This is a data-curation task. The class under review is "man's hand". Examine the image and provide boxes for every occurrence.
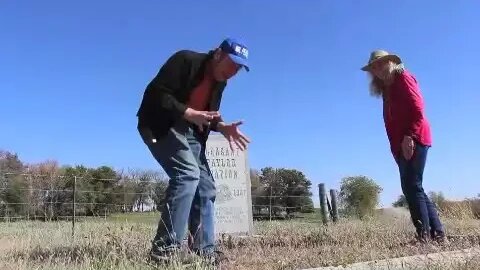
[401,135,415,160]
[217,121,251,151]
[183,108,221,132]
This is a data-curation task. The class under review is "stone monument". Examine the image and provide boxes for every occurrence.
[205,134,254,236]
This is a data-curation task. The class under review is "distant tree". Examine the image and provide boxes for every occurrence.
[339,175,382,218]
[250,169,261,191]
[0,150,27,218]
[26,160,67,220]
[256,167,314,216]
[250,169,267,215]
[0,150,24,172]
[133,169,164,212]
[151,181,168,211]
[392,194,408,209]
[59,165,121,216]
[428,191,446,208]
[1,175,28,218]
[62,165,93,216]
[89,166,120,215]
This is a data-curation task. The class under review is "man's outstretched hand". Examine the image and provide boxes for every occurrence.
[218,121,251,151]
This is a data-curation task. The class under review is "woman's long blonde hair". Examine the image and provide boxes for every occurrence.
[369,61,405,98]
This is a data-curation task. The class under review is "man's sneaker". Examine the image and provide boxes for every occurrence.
[200,250,229,266]
[434,232,447,244]
[149,248,169,263]
[415,230,428,244]
[149,246,198,265]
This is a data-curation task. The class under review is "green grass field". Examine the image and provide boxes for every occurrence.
[2,211,480,270]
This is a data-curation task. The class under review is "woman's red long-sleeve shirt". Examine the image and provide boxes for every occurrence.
[383,70,432,159]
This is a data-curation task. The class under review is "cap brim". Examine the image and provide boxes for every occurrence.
[361,55,402,71]
[228,53,249,72]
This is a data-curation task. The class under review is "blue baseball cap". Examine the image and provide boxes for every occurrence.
[219,38,250,72]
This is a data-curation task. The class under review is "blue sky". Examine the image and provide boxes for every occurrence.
[1,1,479,207]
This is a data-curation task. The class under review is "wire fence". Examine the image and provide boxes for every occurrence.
[0,172,322,230]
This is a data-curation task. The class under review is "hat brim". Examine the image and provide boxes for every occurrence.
[228,53,249,72]
[361,55,402,71]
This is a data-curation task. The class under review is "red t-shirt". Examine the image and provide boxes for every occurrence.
[383,70,432,158]
[187,73,214,111]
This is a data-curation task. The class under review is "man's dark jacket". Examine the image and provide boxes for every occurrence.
[136,50,227,142]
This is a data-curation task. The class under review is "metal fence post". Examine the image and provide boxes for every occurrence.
[123,183,126,213]
[27,173,31,221]
[330,189,339,222]
[72,176,77,240]
[318,183,328,225]
[5,204,9,223]
[269,186,272,221]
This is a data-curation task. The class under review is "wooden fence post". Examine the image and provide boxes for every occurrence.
[318,183,328,225]
[330,189,339,222]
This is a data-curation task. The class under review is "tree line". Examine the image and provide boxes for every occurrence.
[10,148,451,222]
[0,150,316,221]
[0,150,169,220]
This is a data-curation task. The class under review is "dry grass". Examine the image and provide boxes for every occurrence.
[439,200,477,220]
[1,212,480,270]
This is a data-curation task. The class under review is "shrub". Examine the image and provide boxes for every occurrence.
[339,175,383,219]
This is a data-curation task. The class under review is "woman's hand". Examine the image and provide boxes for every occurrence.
[402,135,415,160]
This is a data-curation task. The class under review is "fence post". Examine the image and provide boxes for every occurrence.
[330,189,339,223]
[318,183,328,225]
[269,186,272,221]
[327,195,332,217]
[27,173,31,221]
[72,176,77,240]
[123,183,126,213]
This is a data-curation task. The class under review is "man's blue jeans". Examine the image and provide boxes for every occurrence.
[396,142,444,239]
[139,120,216,255]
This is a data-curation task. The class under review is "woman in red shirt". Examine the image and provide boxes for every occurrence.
[361,50,445,243]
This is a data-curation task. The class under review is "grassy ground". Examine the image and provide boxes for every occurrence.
[1,212,480,270]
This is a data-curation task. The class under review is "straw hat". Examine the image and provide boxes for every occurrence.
[361,50,402,71]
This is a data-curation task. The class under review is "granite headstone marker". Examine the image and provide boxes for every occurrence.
[205,134,254,235]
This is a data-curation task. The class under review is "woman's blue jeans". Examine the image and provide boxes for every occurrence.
[396,142,444,238]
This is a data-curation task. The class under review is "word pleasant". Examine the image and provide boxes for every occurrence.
[205,146,240,158]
